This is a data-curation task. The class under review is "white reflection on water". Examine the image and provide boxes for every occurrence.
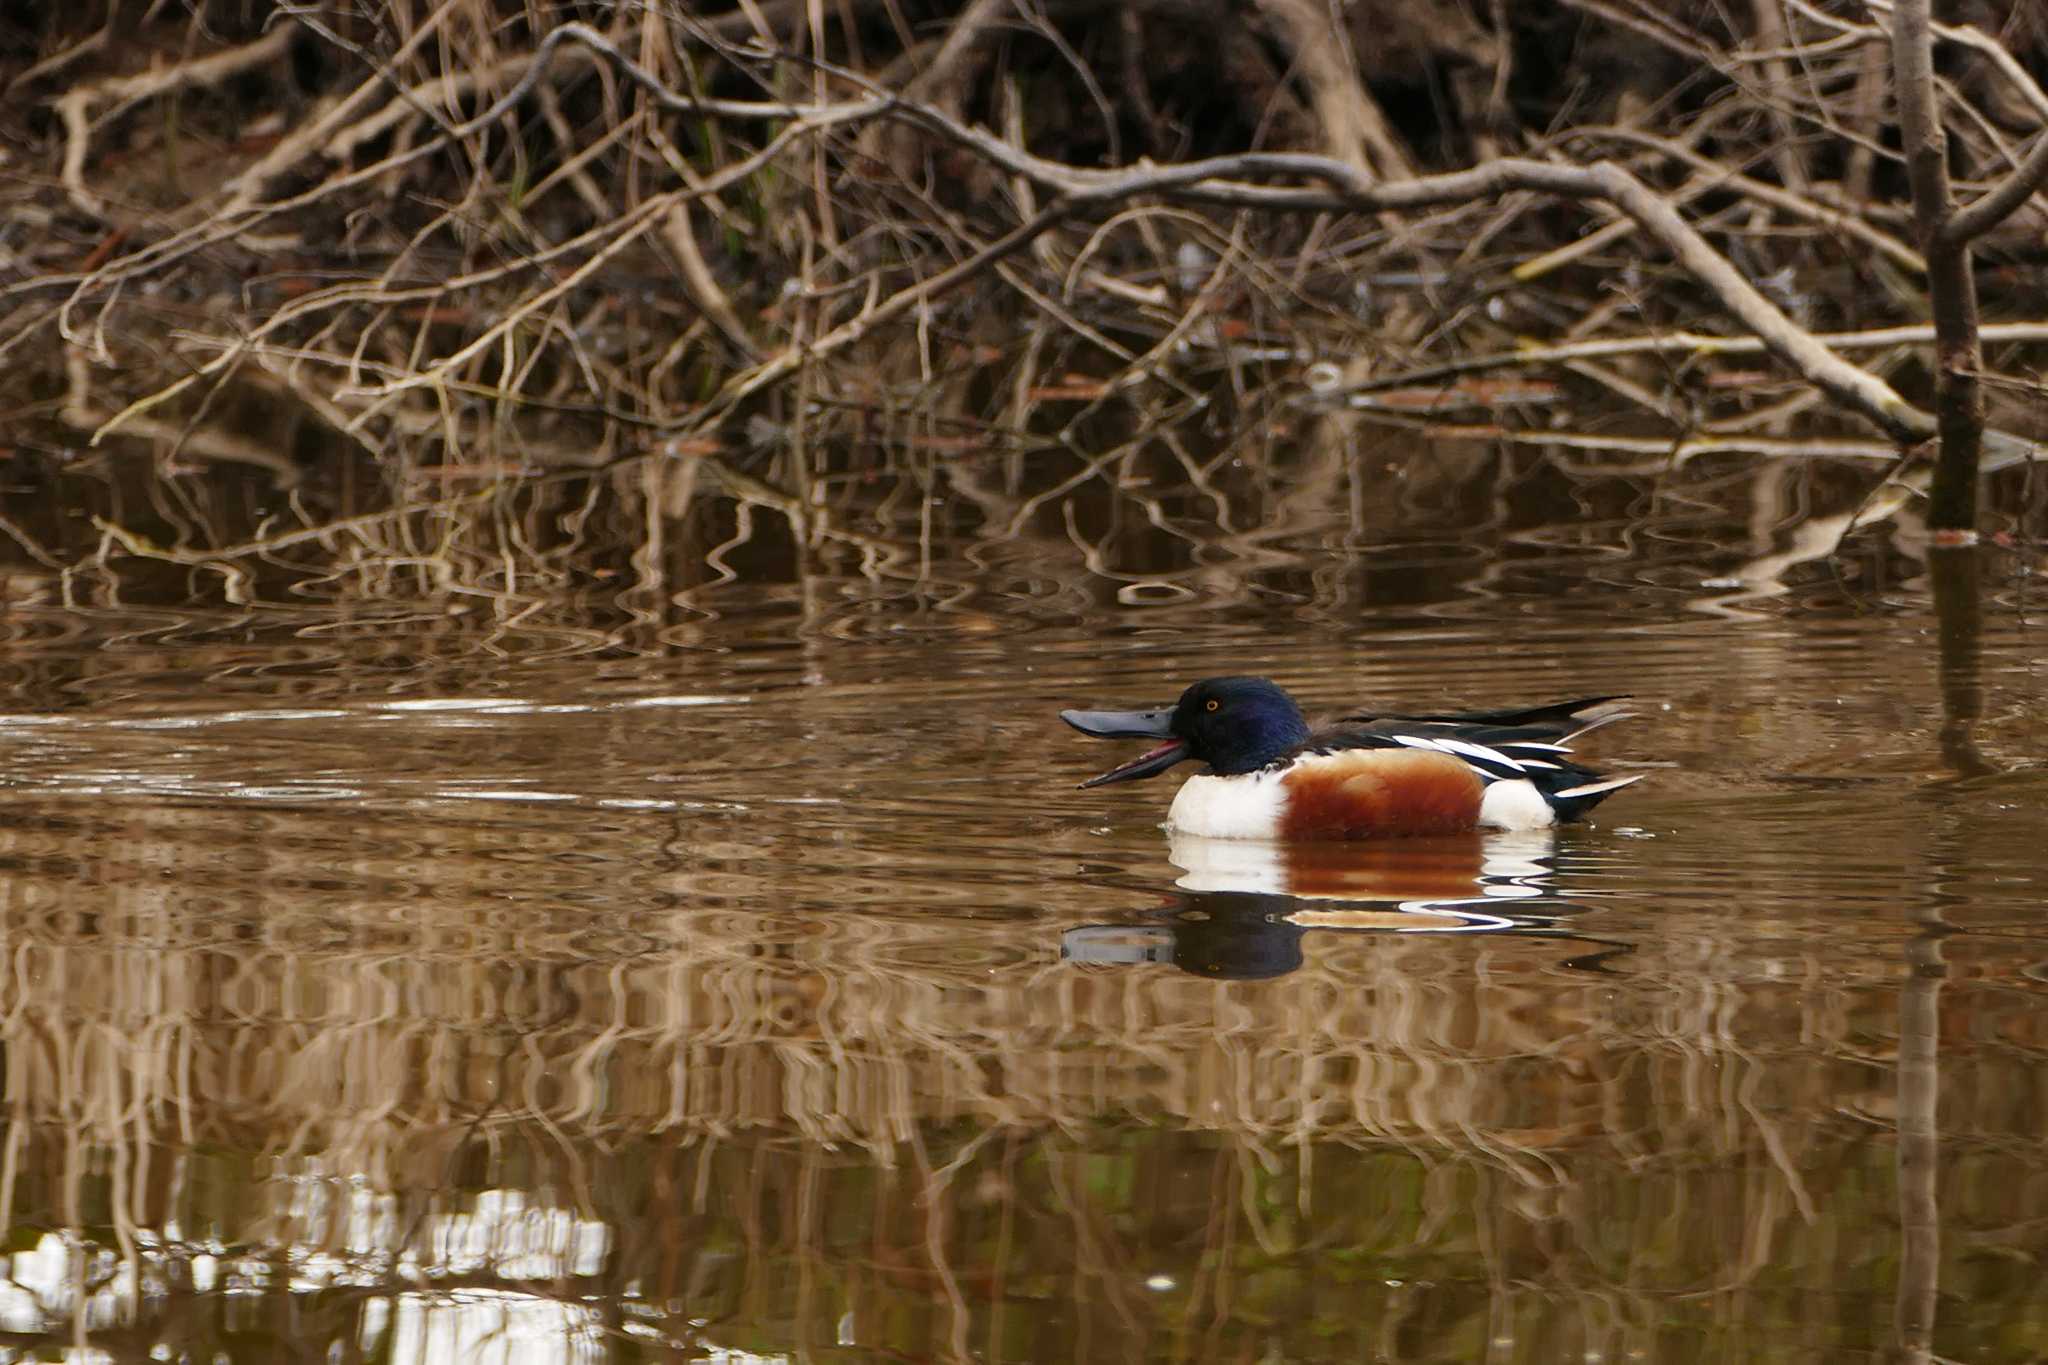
[276,1179,610,1287]
[423,1189,610,1279]
[1167,826,1565,904]
[0,1234,158,1338]
[0,1185,612,1352]
[378,1288,606,1365]
[0,1233,82,1333]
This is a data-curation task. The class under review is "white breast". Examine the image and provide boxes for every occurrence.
[1166,771,1287,840]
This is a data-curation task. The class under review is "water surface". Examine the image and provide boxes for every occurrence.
[2,449,2047,1363]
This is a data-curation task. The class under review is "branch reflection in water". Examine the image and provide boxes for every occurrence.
[2,425,2048,1360]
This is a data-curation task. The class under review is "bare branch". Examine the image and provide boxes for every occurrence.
[1891,0,1986,532]
[56,24,298,218]
[1945,131,2048,244]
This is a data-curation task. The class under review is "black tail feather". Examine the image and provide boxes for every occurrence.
[1336,694,1630,735]
[1537,772,1645,823]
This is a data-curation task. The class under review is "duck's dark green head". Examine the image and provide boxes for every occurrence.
[1061,676,1311,787]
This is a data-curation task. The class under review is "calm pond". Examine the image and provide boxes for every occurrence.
[2,440,2047,1363]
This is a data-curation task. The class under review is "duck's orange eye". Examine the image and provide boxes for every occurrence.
[1205,699,1220,712]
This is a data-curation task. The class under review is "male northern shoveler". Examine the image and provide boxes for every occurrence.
[1060,676,1640,840]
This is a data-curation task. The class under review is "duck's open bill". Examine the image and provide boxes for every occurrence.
[1059,707,1192,788]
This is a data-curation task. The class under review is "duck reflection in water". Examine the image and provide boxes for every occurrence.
[1063,829,1628,980]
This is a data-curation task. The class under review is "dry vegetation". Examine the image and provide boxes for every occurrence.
[2,0,2048,618]
[7,9,2048,1358]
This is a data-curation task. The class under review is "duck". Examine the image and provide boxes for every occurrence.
[1060,676,1640,840]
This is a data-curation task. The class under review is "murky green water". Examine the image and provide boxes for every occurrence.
[3,442,2048,1363]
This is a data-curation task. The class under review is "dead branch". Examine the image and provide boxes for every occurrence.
[1316,321,2048,397]
[1892,0,1985,534]
[56,24,299,218]
[1944,130,2048,245]
[1551,126,1926,275]
[200,19,2031,470]
[1255,0,1412,178]
[220,0,470,211]
[26,0,2048,611]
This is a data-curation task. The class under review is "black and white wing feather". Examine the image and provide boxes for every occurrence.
[1299,696,1641,822]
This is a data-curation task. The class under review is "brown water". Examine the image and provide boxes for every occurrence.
[4,446,2048,1363]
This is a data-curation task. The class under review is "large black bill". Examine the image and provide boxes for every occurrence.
[1060,706,1190,789]
[1058,707,1174,740]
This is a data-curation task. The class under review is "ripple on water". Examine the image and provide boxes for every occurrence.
[2,572,2047,1362]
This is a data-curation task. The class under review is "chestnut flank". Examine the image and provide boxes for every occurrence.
[1279,750,1485,840]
